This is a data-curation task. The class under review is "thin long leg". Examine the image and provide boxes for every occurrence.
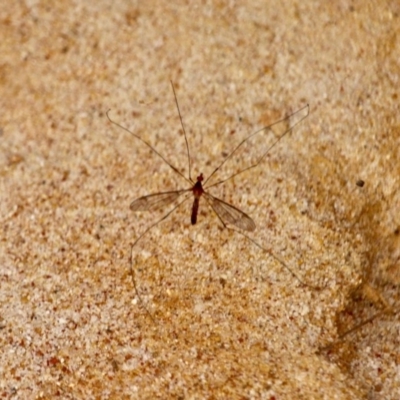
[130,195,190,323]
[204,104,310,189]
[106,109,192,186]
[234,226,326,290]
[318,306,397,353]
[338,310,387,339]
[235,230,326,290]
[202,193,323,289]
[170,81,193,182]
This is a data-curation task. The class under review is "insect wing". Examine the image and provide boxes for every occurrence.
[204,192,256,232]
[130,190,188,212]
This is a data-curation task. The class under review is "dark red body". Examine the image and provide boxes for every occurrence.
[191,174,204,225]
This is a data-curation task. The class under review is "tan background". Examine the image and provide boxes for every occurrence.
[1,1,399,399]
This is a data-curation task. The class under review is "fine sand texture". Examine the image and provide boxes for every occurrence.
[1,1,399,399]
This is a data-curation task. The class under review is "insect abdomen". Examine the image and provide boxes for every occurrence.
[191,198,199,225]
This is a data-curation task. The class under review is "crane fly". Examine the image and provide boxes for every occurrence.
[107,82,310,321]
[130,172,256,232]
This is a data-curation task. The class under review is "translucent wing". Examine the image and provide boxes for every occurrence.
[130,190,189,212]
[204,193,256,232]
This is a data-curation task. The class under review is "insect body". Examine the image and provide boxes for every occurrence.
[128,170,256,232]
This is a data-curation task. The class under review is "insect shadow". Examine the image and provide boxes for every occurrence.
[107,82,312,322]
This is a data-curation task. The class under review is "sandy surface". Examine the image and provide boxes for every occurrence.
[1,1,399,399]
